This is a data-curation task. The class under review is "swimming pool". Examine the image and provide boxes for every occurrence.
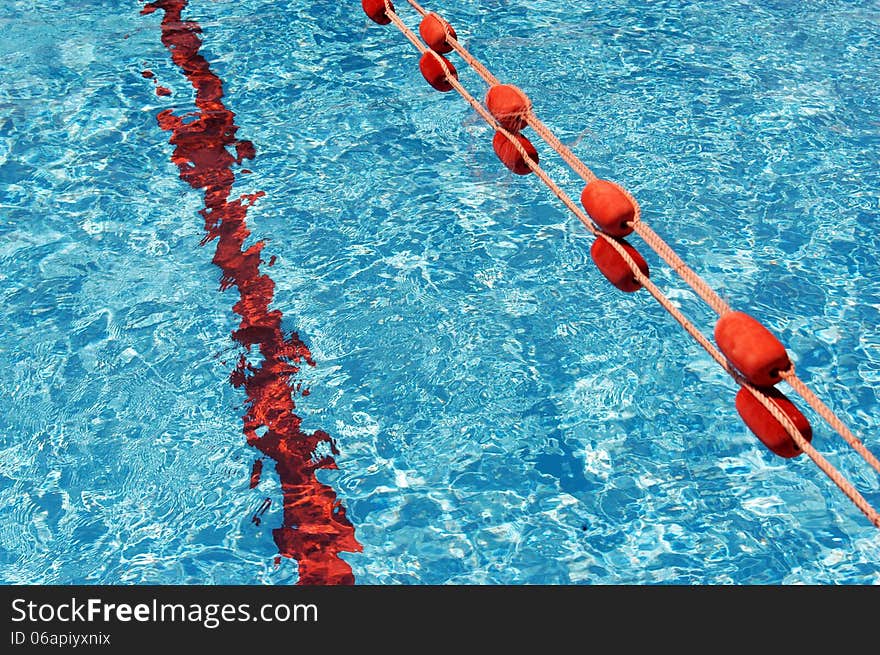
[1,0,878,584]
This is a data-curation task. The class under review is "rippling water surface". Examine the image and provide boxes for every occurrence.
[1,0,878,584]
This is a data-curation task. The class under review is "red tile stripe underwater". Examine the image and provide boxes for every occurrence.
[140,0,362,585]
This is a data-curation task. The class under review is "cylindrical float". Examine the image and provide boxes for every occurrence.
[486,85,531,132]
[736,386,812,458]
[362,0,393,25]
[419,51,458,92]
[580,180,636,237]
[590,237,649,292]
[492,131,538,175]
[419,12,457,54]
[715,311,790,387]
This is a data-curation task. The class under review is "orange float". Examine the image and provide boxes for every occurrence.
[486,85,531,132]
[492,132,538,175]
[590,237,649,292]
[418,51,458,92]
[419,12,457,54]
[736,386,812,458]
[361,0,393,25]
[715,311,790,387]
[580,180,636,237]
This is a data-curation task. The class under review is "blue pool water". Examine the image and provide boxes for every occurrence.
[1,0,879,584]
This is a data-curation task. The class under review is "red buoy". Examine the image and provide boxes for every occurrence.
[362,0,393,25]
[486,85,531,132]
[580,180,636,237]
[419,51,458,92]
[492,132,538,175]
[590,237,649,292]
[736,386,812,458]
[419,12,457,54]
[715,311,790,387]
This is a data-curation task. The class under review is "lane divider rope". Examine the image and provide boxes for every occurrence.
[366,0,880,528]
[406,0,732,316]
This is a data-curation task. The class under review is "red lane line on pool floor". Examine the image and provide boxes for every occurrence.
[141,0,361,585]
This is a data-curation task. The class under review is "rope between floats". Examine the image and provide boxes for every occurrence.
[405,1,733,317]
[404,0,880,483]
[380,0,880,528]
[781,369,880,476]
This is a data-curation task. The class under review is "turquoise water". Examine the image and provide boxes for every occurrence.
[1,0,878,584]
